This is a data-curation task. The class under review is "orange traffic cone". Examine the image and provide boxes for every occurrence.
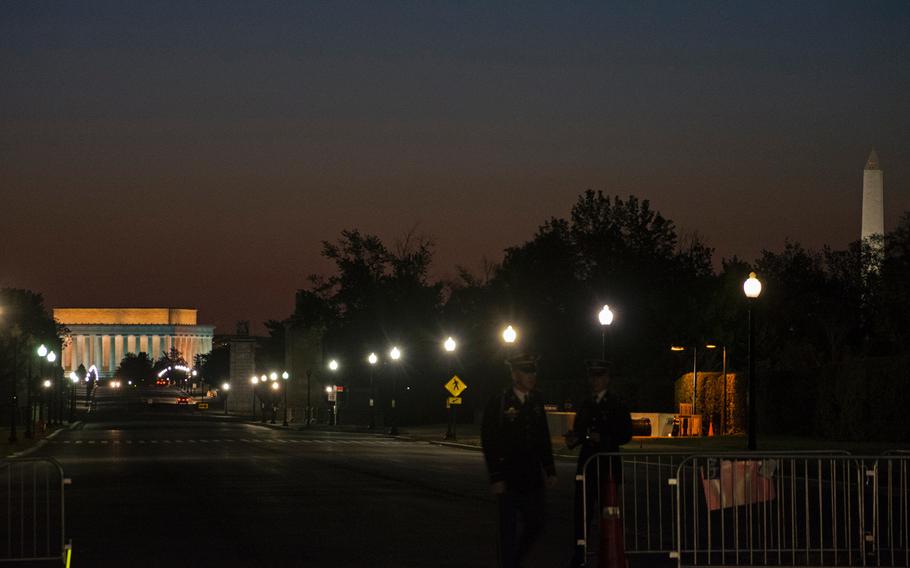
[708,420,714,437]
[599,477,626,568]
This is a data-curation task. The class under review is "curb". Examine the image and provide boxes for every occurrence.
[5,425,70,459]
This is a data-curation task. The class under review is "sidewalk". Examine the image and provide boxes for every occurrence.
[2,423,72,458]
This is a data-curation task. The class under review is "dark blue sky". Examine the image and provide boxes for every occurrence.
[2,1,909,331]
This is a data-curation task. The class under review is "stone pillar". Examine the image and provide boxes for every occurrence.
[72,335,81,372]
[107,335,116,373]
[80,336,91,370]
[94,335,103,374]
[114,335,123,368]
[148,336,157,359]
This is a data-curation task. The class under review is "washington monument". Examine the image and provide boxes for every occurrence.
[861,149,884,243]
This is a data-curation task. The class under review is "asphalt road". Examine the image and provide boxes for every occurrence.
[29,387,578,567]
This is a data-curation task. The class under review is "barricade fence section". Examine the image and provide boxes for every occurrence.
[0,458,67,564]
[579,452,691,562]
[674,454,910,567]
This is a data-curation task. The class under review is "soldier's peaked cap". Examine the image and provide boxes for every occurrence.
[585,359,612,373]
[505,352,540,367]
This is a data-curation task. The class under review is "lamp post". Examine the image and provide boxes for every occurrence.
[221,382,230,416]
[367,353,378,429]
[705,344,727,435]
[26,344,48,438]
[281,371,289,426]
[69,372,79,422]
[670,345,698,415]
[250,376,259,420]
[327,359,339,426]
[46,350,58,425]
[259,375,268,423]
[443,337,457,440]
[388,347,401,435]
[269,381,279,424]
[743,272,763,450]
[598,305,614,360]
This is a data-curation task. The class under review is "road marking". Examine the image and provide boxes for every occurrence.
[162,440,171,443]
[150,440,158,444]
[63,441,71,444]
[126,440,133,444]
[175,440,183,443]
[188,440,196,443]
[100,440,108,444]
[113,440,120,444]
[138,440,146,444]
[75,441,83,444]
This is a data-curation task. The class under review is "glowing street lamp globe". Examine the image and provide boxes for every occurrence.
[37,344,48,357]
[502,325,517,344]
[598,305,614,326]
[743,272,763,299]
[444,337,457,352]
[368,353,378,365]
[47,351,56,363]
[270,381,279,391]
[222,382,231,391]
[325,386,333,394]
[260,374,267,382]
[282,371,289,380]
[328,359,339,371]
[251,376,259,385]
[269,372,278,381]
[42,380,52,388]
[389,347,401,361]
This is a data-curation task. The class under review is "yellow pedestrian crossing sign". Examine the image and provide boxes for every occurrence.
[445,375,467,397]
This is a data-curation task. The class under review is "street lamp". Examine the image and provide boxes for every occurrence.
[705,343,728,435]
[281,371,290,426]
[743,272,763,450]
[45,350,58,425]
[443,337,458,440]
[670,345,698,418]
[598,305,614,360]
[69,372,78,422]
[501,325,517,344]
[388,347,402,435]
[221,382,230,415]
[269,381,279,423]
[368,353,378,429]
[328,360,340,426]
[250,375,259,420]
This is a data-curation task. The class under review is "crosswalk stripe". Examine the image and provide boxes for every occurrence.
[175,440,183,443]
[63,441,71,444]
[113,440,120,444]
[100,440,108,444]
[162,440,171,443]
[75,441,82,444]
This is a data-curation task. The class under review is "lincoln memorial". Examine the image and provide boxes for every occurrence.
[54,308,215,378]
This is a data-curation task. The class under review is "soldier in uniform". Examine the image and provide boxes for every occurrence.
[481,352,558,568]
[564,359,632,568]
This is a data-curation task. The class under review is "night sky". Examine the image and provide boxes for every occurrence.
[2,2,909,333]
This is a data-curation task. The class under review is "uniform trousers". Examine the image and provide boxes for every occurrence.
[497,485,546,568]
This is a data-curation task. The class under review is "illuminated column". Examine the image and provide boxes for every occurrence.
[80,336,90,370]
[164,336,172,355]
[114,335,124,367]
[94,335,103,372]
[107,335,115,373]
[72,335,81,372]
[148,335,157,358]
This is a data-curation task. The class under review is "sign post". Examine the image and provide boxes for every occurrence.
[444,376,467,441]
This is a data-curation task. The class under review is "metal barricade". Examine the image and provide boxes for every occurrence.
[578,452,691,562]
[0,458,68,564]
[673,453,909,567]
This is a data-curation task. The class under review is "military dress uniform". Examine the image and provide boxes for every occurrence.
[482,387,556,568]
[567,382,632,567]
